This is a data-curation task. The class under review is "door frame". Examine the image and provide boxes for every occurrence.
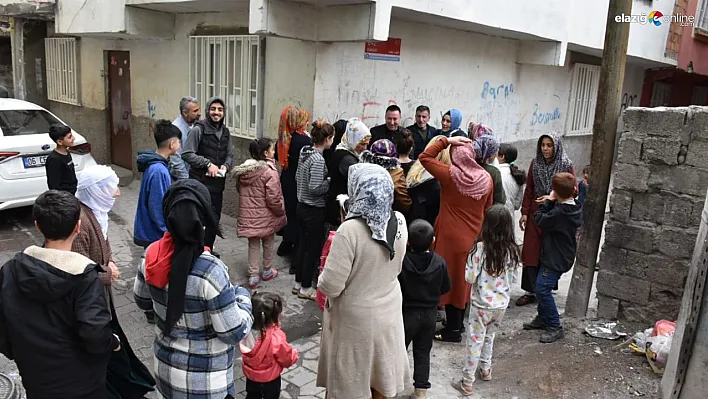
[104,50,133,170]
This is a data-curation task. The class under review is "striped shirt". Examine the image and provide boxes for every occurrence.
[296,146,330,208]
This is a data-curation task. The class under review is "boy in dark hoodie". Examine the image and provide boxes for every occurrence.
[523,172,583,343]
[0,190,120,399]
[399,219,451,399]
[134,120,180,248]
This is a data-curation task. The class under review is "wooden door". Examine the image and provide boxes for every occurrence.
[107,51,133,170]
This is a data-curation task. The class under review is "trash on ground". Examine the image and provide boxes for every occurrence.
[626,319,677,375]
[585,322,628,340]
[594,346,603,355]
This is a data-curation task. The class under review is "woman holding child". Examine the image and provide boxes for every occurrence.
[516,133,575,306]
[317,162,410,399]
[419,135,494,343]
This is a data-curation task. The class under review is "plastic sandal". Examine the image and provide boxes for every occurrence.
[451,379,474,396]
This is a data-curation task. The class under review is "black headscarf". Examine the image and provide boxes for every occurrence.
[324,119,348,165]
[161,179,222,333]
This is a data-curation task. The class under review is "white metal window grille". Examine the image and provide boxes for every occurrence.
[44,38,80,106]
[189,35,261,138]
[697,0,708,33]
[566,63,601,136]
[692,86,708,105]
[650,82,672,107]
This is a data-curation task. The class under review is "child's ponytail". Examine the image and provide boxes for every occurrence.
[499,143,526,186]
[249,138,273,162]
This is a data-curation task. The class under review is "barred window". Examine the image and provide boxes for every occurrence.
[44,37,80,105]
[566,63,600,136]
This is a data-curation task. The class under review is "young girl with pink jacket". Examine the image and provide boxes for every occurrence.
[233,138,287,288]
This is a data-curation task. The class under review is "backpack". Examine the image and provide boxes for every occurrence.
[316,230,337,311]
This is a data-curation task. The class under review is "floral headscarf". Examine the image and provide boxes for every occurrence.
[361,139,401,170]
[473,134,500,164]
[277,105,310,170]
[347,163,394,243]
[532,133,573,197]
[75,165,119,239]
[336,117,371,154]
[449,143,492,200]
[468,122,494,140]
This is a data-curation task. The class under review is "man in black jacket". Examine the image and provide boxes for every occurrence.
[181,96,234,256]
[0,190,120,399]
[522,172,583,343]
[406,105,437,159]
[369,104,404,147]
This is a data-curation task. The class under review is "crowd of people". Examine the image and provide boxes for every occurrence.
[0,96,593,399]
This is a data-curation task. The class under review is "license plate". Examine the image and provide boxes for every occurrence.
[23,155,48,168]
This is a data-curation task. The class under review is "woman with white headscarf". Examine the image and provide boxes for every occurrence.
[317,163,410,399]
[325,117,372,228]
[72,165,156,398]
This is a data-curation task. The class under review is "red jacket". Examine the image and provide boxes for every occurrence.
[240,326,298,383]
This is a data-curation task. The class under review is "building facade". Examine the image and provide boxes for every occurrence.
[3,0,682,215]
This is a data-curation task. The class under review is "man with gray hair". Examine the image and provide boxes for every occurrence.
[169,96,201,179]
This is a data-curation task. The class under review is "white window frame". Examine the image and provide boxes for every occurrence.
[565,63,601,136]
[44,37,80,106]
[650,82,672,107]
[189,35,262,139]
[696,0,708,34]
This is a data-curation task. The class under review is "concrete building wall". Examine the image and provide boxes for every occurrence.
[313,19,646,173]
[596,106,708,323]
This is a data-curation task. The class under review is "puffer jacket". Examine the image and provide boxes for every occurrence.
[233,159,287,238]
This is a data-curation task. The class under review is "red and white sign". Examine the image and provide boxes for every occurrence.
[364,38,401,62]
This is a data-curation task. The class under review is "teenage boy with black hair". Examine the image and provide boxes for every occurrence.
[134,119,181,324]
[399,219,451,399]
[523,172,583,343]
[0,190,120,398]
[45,123,78,194]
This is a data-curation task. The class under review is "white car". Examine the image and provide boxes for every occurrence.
[0,98,97,211]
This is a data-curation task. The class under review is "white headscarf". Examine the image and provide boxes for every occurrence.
[75,165,119,239]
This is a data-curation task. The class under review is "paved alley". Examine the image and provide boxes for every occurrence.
[0,180,661,398]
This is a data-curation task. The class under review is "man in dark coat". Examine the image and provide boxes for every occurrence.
[406,105,437,159]
[369,104,404,147]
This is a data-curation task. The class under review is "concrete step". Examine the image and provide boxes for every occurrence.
[110,164,134,187]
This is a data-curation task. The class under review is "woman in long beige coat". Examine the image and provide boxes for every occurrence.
[317,163,410,399]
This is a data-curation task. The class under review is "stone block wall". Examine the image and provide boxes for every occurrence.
[597,106,708,323]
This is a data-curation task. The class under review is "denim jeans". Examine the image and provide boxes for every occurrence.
[535,267,562,328]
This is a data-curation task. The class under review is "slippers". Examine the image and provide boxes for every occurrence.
[479,368,492,381]
[451,379,474,396]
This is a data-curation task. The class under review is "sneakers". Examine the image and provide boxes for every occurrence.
[145,310,156,325]
[248,276,260,289]
[292,282,302,295]
[540,326,564,343]
[523,316,548,330]
[262,268,279,281]
[412,388,428,399]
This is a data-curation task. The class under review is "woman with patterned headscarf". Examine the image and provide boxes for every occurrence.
[474,134,507,205]
[361,138,412,215]
[325,117,371,227]
[317,163,410,399]
[72,165,156,398]
[275,105,311,261]
[420,135,494,342]
[516,133,575,307]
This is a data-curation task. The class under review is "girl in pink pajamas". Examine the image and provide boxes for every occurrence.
[452,204,521,395]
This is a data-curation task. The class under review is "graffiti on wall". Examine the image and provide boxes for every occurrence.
[475,81,522,140]
[620,93,638,111]
[147,100,157,136]
[530,103,562,126]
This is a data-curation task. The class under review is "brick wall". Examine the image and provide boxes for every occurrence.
[665,0,688,60]
[596,106,708,322]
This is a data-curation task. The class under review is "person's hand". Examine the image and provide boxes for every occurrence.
[448,136,472,146]
[113,334,121,352]
[108,261,120,282]
[519,215,527,231]
[536,191,557,203]
[207,163,220,177]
